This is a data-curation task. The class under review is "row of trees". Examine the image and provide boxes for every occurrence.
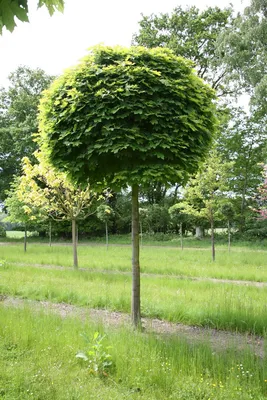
[2,1,267,327]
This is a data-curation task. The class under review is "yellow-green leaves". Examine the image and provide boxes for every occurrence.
[16,151,97,223]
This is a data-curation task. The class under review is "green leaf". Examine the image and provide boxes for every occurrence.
[9,2,29,23]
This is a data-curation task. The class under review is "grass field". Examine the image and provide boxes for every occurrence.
[1,242,267,281]
[0,305,266,400]
[0,240,267,398]
[0,263,267,334]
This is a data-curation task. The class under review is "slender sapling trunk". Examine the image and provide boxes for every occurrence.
[228,219,231,253]
[72,219,78,269]
[180,222,183,250]
[49,220,52,247]
[131,183,141,328]
[211,218,215,262]
[24,225,27,253]
[105,221,108,250]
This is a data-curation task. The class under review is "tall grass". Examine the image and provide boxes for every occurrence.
[0,305,266,400]
[1,264,267,334]
[1,243,267,281]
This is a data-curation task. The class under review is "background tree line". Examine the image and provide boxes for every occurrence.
[1,1,267,243]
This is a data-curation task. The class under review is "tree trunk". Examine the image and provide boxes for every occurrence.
[49,220,52,247]
[211,218,215,262]
[105,221,108,250]
[131,184,141,328]
[24,225,27,253]
[228,219,231,253]
[180,222,183,250]
[72,219,78,269]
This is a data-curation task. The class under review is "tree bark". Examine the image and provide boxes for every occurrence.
[72,219,78,269]
[131,184,141,328]
[24,225,27,253]
[211,218,215,262]
[105,221,108,250]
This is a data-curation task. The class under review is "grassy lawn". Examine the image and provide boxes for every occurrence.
[0,263,267,334]
[1,240,267,398]
[0,305,266,400]
[1,242,267,282]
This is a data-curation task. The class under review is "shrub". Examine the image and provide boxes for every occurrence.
[0,224,6,237]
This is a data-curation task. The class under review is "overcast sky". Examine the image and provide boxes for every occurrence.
[0,0,249,86]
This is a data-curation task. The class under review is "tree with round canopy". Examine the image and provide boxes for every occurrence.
[38,45,217,327]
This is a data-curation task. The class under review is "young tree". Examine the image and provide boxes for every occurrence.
[177,149,232,261]
[18,151,98,268]
[96,204,115,249]
[38,45,217,327]
[0,0,64,33]
[168,204,191,250]
[220,202,235,252]
[5,178,46,252]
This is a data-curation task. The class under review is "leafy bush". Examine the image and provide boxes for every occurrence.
[234,219,267,240]
[0,224,6,237]
[76,332,113,376]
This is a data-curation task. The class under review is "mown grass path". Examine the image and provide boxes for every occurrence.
[8,261,267,287]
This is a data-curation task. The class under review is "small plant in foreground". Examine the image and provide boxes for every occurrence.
[0,259,7,268]
[76,332,113,376]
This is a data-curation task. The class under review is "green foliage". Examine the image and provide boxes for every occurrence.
[177,149,233,223]
[96,204,115,223]
[145,204,170,233]
[5,178,46,227]
[112,191,132,234]
[236,218,267,240]
[0,224,6,237]
[220,202,235,221]
[76,332,113,376]
[38,45,217,188]
[217,107,266,229]
[0,0,64,33]
[133,6,235,95]
[169,203,192,225]
[18,151,98,223]
[140,182,168,204]
[0,66,54,201]
[217,1,267,113]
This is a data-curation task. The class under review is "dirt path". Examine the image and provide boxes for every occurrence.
[9,261,267,288]
[1,296,264,358]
